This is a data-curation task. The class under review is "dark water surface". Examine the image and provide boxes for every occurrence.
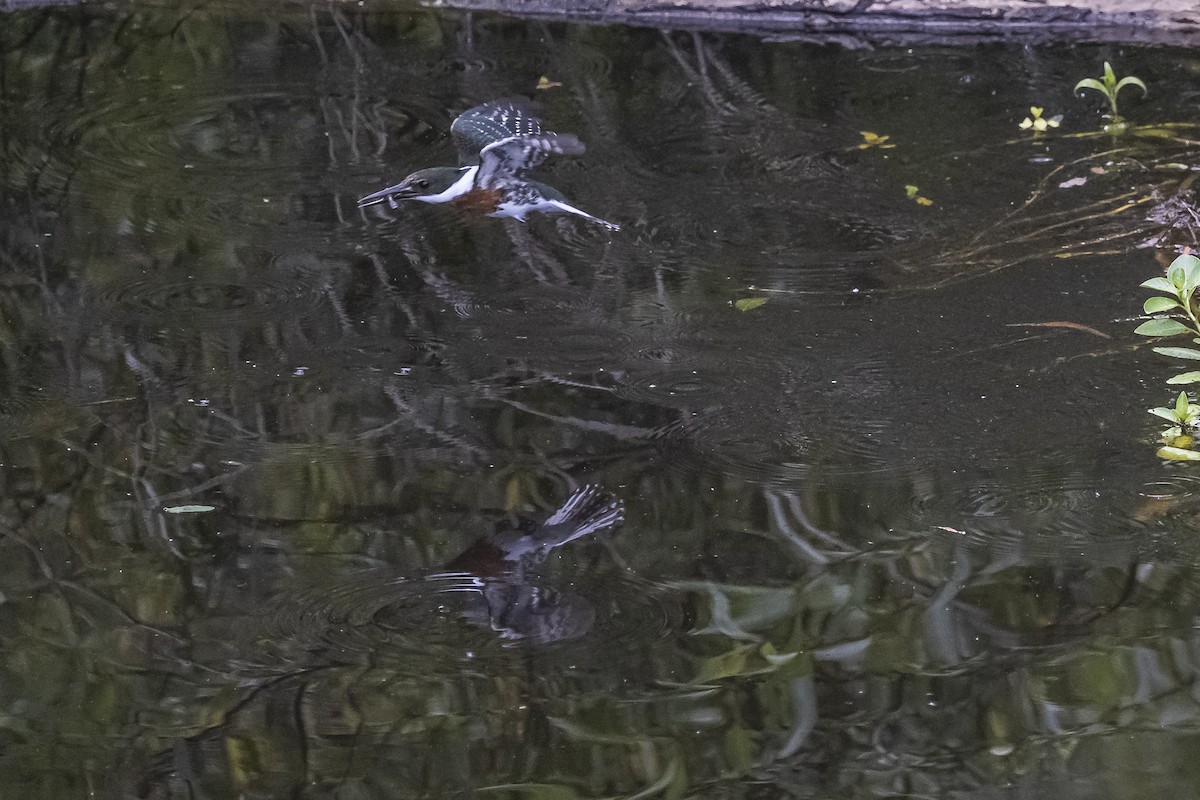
[5,3,1200,797]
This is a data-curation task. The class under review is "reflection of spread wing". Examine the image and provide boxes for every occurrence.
[475,134,585,188]
[451,100,544,166]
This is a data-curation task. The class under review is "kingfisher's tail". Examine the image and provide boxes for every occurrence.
[537,485,625,549]
[547,200,620,231]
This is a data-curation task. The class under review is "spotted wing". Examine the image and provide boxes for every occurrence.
[475,134,585,188]
[451,100,544,166]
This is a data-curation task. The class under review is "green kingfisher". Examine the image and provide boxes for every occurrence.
[357,100,619,230]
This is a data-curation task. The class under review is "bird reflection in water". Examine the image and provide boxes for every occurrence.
[435,485,624,644]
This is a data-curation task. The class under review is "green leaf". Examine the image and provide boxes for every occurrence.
[1170,254,1200,271]
[1158,446,1200,461]
[724,726,755,775]
[1140,276,1176,292]
[1154,347,1200,360]
[735,297,768,312]
[163,504,217,514]
[1103,61,1116,85]
[696,646,753,681]
[1166,372,1200,384]
[1074,78,1108,96]
[1114,76,1147,97]
[1135,319,1192,337]
[1169,261,1189,290]
[760,643,799,667]
[1150,406,1182,423]
[1172,254,1200,293]
[1176,391,1190,417]
[1144,296,1182,314]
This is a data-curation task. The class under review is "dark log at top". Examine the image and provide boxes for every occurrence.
[422,0,1200,46]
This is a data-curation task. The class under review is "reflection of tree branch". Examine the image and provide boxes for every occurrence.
[368,254,419,326]
[1,518,185,642]
[492,395,655,440]
[385,383,487,455]
[661,31,736,115]
[784,492,855,551]
[766,491,836,564]
[504,219,570,283]
[534,371,615,393]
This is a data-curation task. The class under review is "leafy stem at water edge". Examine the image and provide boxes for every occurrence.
[1136,253,1200,386]
[1136,254,1200,459]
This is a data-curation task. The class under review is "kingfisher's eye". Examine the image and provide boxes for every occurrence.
[415,180,429,189]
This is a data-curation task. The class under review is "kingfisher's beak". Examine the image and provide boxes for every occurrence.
[357,180,416,208]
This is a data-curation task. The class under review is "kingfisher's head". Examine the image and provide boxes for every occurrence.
[357,167,466,208]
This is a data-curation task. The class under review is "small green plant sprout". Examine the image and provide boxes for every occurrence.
[1149,390,1200,430]
[1074,62,1146,127]
[1018,106,1062,132]
[1150,391,1200,461]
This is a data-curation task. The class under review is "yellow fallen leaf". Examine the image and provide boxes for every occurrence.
[735,297,768,312]
[1158,445,1200,461]
[536,75,562,90]
[858,131,894,149]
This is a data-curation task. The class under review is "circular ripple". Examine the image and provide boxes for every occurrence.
[904,466,1160,562]
[654,402,898,486]
[631,344,702,366]
[611,367,713,407]
[1139,478,1200,501]
[247,566,679,675]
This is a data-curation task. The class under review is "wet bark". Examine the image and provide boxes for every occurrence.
[1,0,1197,43]
[428,0,1200,45]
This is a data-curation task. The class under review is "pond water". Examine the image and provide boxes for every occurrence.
[4,3,1200,797]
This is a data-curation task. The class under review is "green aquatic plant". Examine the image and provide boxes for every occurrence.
[1149,391,1200,461]
[1136,254,1200,459]
[1136,253,1200,380]
[1148,390,1200,435]
[1074,62,1146,127]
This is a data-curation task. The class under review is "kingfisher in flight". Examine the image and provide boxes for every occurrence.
[358,100,619,230]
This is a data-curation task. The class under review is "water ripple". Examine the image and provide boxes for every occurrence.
[243,566,679,676]
[95,272,324,328]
